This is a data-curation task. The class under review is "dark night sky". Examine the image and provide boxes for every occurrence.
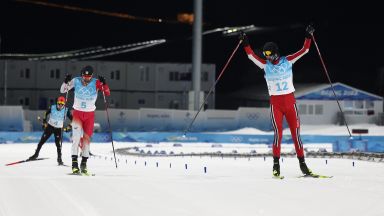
[1,0,383,109]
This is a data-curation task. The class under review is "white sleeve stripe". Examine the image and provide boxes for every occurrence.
[247,54,265,69]
[288,49,309,64]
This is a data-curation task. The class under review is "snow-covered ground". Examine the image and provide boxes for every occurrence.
[1,142,384,216]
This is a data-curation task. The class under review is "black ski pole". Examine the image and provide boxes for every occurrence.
[183,39,243,137]
[60,82,70,149]
[101,85,118,168]
[310,33,352,138]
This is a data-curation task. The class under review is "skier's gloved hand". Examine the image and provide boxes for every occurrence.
[63,124,72,132]
[98,75,106,85]
[239,31,249,46]
[306,25,315,38]
[64,74,72,84]
[42,121,48,130]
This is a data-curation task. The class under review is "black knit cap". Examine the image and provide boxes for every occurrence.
[81,65,94,76]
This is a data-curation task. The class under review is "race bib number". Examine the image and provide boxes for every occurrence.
[275,81,288,92]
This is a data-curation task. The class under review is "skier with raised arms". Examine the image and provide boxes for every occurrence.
[239,25,316,178]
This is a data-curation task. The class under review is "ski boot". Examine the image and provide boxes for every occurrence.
[57,149,63,165]
[272,157,282,178]
[273,163,280,177]
[298,157,313,176]
[72,166,80,174]
[57,157,64,166]
[72,167,80,174]
[80,156,89,175]
[72,155,80,174]
[28,153,38,161]
[80,163,88,175]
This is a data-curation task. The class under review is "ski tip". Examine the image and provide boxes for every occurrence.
[5,157,49,166]
[5,162,23,166]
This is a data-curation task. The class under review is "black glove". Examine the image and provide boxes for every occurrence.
[42,121,48,130]
[64,74,72,84]
[239,31,250,46]
[306,25,315,38]
[63,124,72,132]
[98,75,106,85]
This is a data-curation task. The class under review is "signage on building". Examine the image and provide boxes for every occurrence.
[296,83,382,101]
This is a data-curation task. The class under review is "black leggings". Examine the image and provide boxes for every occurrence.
[34,124,62,158]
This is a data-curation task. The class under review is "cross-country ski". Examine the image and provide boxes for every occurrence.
[5,158,49,166]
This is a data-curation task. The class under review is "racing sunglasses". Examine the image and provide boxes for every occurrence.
[263,50,272,57]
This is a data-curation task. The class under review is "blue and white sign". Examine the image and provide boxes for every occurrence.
[1,132,384,153]
[296,83,382,101]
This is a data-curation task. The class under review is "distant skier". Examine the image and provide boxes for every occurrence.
[60,65,110,175]
[28,96,72,165]
[239,25,315,178]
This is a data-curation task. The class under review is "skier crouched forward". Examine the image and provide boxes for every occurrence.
[29,96,72,165]
[61,65,110,175]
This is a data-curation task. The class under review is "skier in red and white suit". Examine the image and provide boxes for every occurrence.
[60,65,110,174]
[240,25,315,177]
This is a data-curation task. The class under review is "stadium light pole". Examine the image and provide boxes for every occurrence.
[192,0,203,111]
